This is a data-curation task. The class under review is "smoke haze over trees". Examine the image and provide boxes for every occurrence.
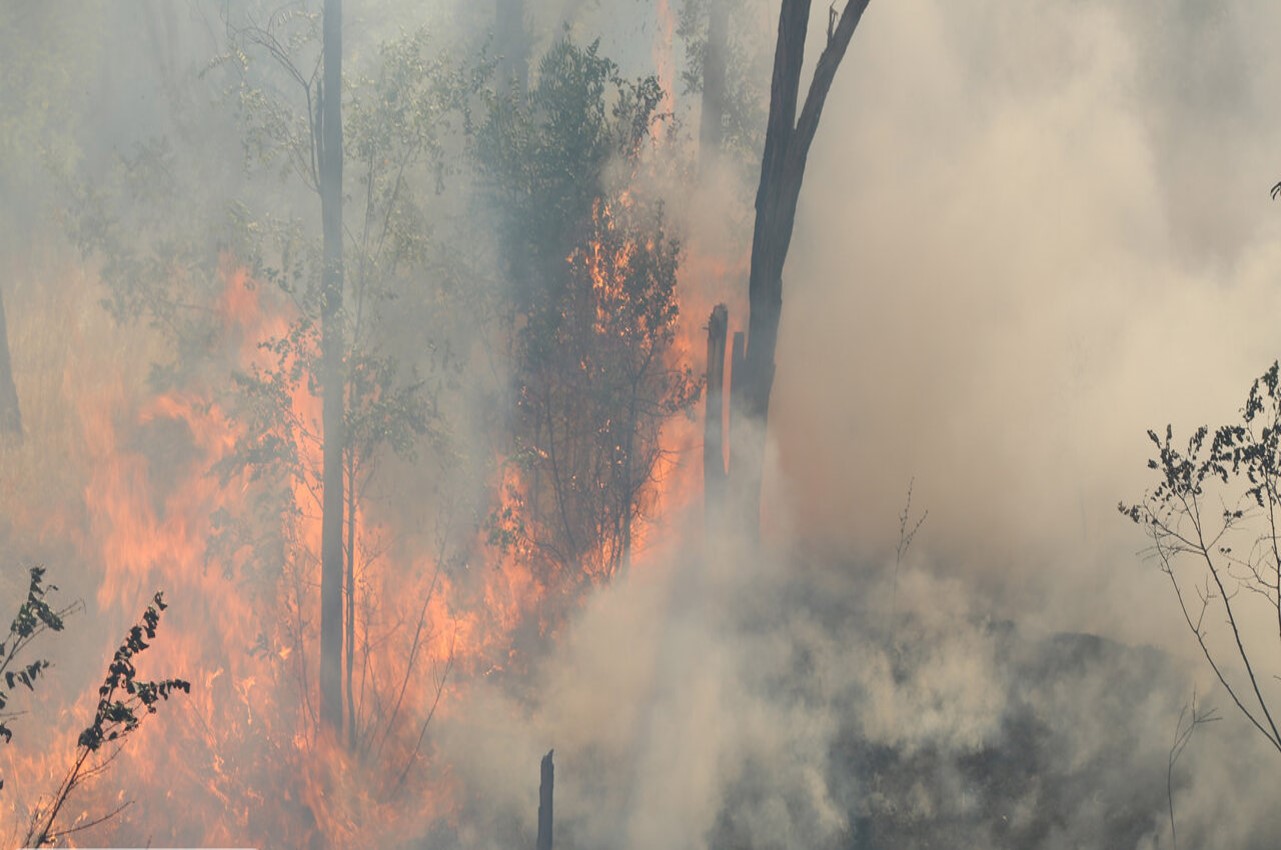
[2,1,1281,848]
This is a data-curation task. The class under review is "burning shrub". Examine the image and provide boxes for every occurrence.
[479,37,700,598]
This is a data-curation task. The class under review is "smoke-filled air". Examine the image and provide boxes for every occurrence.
[4,1,1281,848]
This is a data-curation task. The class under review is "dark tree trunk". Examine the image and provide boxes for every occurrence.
[699,1,730,529]
[704,305,728,525]
[318,0,346,735]
[699,0,728,164]
[537,749,554,850]
[733,0,871,538]
[345,446,357,750]
[0,222,23,438]
[727,328,745,476]
[0,281,21,438]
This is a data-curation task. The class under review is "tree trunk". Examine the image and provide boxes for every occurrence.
[704,305,728,526]
[726,329,744,478]
[345,445,357,750]
[537,749,554,850]
[495,0,529,97]
[318,0,346,735]
[733,0,871,538]
[0,222,23,438]
[698,0,728,165]
[0,279,22,438]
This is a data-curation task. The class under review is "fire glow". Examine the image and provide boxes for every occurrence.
[0,203,701,846]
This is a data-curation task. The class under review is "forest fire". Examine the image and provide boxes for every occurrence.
[0,0,725,841]
[0,267,455,843]
[0,184,703,846]
[13,1,1281,848]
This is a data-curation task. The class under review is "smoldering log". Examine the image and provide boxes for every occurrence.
[537,749,554,850]
[704,304,729,521]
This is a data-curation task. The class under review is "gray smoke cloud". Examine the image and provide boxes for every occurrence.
[430,1,1281,847]
[774,0,1281,642]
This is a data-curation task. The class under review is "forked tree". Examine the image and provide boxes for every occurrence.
[731,0,872,537]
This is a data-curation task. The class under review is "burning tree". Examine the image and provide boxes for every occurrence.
[479,37,699,591]
[62,2,494,825]
[216,9,489,750]
[531,192,697,578]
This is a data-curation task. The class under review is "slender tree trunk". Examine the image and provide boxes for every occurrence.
[0,223,23,438]
[699,1,730,528]
[733,0,871,538]
[345,447,357,750]
[495,0,529,97]
[0,282,22,438]
[699,0,728,165]
[318,0,346,735]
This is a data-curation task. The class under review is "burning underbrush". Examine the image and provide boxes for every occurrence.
[0,259,458,846]
[0,40,1261,847]
[0,185,708,846]
[0,242,1278,849]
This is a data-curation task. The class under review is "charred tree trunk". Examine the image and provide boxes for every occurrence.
[704,305,728,525]
[733,0,871,538]
[537,749,554,850]
[318,0,347,735]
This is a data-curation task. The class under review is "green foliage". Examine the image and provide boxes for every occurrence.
[346,352,434,463]
[215,7,323,186]
[478,37,666,316]
[477,38,699,581]
[0,1,105,196]
[346,28,491,265]
[676,0,768,162]
[69,139,220,324]
[62,134,250,393]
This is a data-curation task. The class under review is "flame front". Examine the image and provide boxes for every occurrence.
[0,179,706,845]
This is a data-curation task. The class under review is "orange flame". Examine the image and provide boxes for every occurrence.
[0,182,713,847]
